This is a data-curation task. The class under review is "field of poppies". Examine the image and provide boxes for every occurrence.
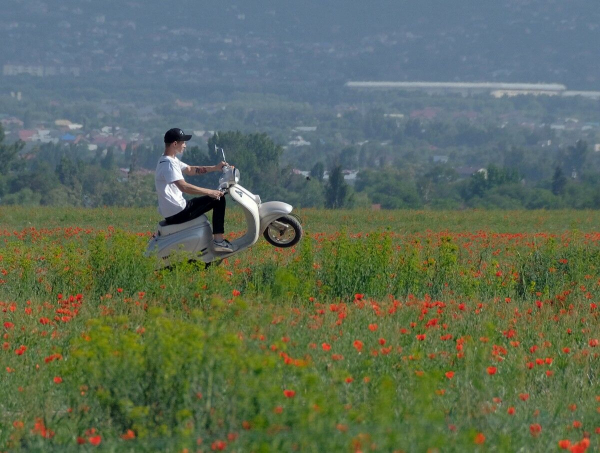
[1,206,600,452]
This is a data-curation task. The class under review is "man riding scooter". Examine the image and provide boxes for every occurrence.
[154,128,234,253]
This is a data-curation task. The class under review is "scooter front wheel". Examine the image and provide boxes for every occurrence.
[263,215,303,248]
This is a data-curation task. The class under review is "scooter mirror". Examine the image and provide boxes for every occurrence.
[215,145,227,164]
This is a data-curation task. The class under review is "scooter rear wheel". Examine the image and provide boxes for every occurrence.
[263,215,303,248]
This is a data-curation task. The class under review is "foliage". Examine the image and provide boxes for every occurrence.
[325,165,350,209]
[208,131,283,201]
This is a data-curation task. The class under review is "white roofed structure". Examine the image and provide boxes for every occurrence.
[345,81,567,94]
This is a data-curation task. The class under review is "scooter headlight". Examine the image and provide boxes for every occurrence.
[218,166,240,189]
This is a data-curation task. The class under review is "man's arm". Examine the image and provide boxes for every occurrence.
[183,162,228,176]
[173,179,222,199]
[183,165,218,176]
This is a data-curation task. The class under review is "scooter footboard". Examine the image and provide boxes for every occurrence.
[259,201,293,233]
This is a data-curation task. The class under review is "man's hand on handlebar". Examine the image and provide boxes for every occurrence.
[216,161,229,171]
[207,189,224,200]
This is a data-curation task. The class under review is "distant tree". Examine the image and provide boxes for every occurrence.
[551,166,567,196]
[56,155,79,187]
[418,165,458,204]
[208,131,283,200]
[404,119,423,139]
[464,164,520,201]
[486,164,519,187]
[356,168,422,209]
[466,171,489,200]
[310,162,325,182]
[27,162,61,196]
[1,188,41,206]
[363,109,396,140]
[325,165,348,209]
[503,146,525,170]
[340,146,358,168]
[126,144,137,173]
[565,140,588,179]
[101,148,116,170]
[22,111,33,129]
[526,188,559,209]
[0,125,24,176]
[281,173,324,208]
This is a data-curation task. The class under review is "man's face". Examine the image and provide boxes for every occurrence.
[172,140,186,154]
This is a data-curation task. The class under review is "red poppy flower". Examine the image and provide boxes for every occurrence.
[283,389,295,398]
[336,423,348,432]
[445,371,455,379]
[529,424,542,436]
[88,435,102,446]
[487,366,497,375]
[570,440,589,453]
[53,376,63,384]
[474,433,485,444]
[120,429,135,440]
[558,439,571,449]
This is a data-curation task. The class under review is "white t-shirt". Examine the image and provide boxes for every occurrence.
[155,155,189,217]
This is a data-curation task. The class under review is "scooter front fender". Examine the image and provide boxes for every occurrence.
[259,201,293,233]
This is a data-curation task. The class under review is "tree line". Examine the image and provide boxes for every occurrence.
[1,124,600,210]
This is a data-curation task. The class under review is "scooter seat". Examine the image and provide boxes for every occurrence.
[158,215,209,236]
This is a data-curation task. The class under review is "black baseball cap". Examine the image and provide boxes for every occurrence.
[164,128,192,144]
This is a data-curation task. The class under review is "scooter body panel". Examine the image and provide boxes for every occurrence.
[146,215,214,265]
[228,184,261,251]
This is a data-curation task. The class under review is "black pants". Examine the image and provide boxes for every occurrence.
[164,196,226,234]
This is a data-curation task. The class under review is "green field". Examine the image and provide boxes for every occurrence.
[1,207,599,452]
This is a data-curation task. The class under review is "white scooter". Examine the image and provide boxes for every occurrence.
[146,147,303,267]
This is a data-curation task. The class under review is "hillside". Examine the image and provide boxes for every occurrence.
[2,0,599,95]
